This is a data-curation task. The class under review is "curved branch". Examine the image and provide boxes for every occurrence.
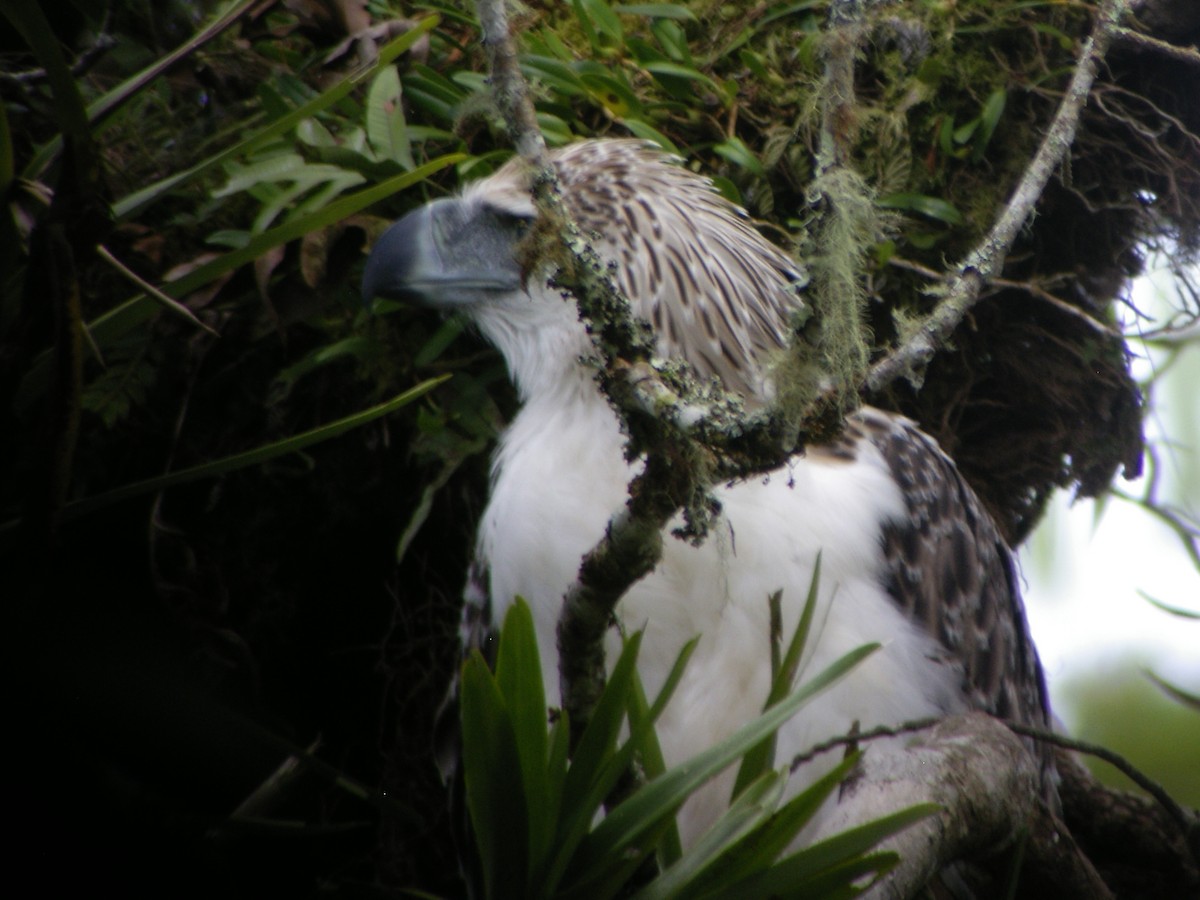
[804,714,1111,899]
[867,0,1130,392]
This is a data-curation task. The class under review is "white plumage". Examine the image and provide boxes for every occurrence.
[362,139,1053,843]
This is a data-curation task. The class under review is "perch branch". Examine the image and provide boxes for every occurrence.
[803,713,1111,900]
[867,0,1130,392]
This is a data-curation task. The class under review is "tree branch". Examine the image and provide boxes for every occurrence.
[867,0,1129,393]
[803,714,1112,899]
[473,0,797,741]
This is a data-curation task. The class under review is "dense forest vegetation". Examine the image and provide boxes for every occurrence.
[4,1,1198,896]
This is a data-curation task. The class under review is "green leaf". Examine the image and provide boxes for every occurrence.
[57,376,449,520]
[739,49,773,83]
[110,16,440,220]
[17,0,261,179]
[3,0,90,145]
[643,61,723,97]
[618,119,680,155]
[615,4,699,20]
[495,601,553,884]
[11,152,462,405]
[461,653,529,898]
[542,712,573,879]
[571,0,603,54]
[626,636,699,867]
[631,771,785,900]
[732,557,821,799]
[758,0,823,28]
[543,632,647,892]
[718,803,940,898]
[404,65,470,121]
[713,138,765,176]
[522,56,589,97]
[953,118,980,145]
[576,0,624,49]
[878,193,965,226]
[693,756,862,895]
[972,89,1007,161]
[651,18,692,63]
[579,70,643,117]
[569,643,879,883]
[366,65,415,169]
[627,675,681,866]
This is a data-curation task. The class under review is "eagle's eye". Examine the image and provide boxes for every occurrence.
[481,205,535,239]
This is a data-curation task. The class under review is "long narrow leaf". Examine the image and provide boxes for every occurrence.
[494,600,553,887]
[543,632,645,893]
[570,643,880,879]
[56,376,448,520]
[691,755,862,897]
[4,0,90,143]
[20,0,259,180]
[780,852,900,900]
[717,803,940,899]
[632,771,785,900]
[733,557,821,798]
[16,153,464,411]
[625,636,699,867]
[460,653,529,898]
[111,17,440,219]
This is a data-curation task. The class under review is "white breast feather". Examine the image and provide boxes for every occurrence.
[479,338,964,843]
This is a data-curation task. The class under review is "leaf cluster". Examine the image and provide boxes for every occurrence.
[460,595,934,900]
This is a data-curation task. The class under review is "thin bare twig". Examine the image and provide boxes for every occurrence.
[1116,25,1200,66]
[788,712,1197,844]
[95,245,221,338]
[1005,721,1197,839]
[887,256,1124,338]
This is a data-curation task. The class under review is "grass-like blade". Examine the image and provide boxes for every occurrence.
[460,652,529,898]
[732,558,821,798]
[58,375,448,520]
[569,642,879,882]
[111,16,440,220]
[494,600,553,888]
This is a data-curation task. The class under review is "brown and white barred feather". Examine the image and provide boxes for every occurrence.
[847,407,1057,801]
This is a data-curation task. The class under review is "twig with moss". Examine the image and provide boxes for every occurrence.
[867,0,1130,393]
[473,0,795,743]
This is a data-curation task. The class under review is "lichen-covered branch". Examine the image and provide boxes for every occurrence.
[867,0,1130,393]
[473,0,794,739]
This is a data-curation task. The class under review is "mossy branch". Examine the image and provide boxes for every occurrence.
[474,0,801,744]
[473,0,1132,754]
[867,0,1131,393]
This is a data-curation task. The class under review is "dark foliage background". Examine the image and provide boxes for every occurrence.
[3,1,1197,896]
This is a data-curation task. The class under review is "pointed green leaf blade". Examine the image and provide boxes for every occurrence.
[460,653,530,898]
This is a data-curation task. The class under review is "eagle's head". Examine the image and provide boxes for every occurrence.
[363,140,808,402]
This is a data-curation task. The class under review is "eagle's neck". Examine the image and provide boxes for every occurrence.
[472,297,597,405]
[478,314,634,684]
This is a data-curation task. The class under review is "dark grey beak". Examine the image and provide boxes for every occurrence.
[361,198,528,311]
[361,205,433,308]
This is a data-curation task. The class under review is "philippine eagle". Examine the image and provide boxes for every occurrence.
[363,139,1054,843]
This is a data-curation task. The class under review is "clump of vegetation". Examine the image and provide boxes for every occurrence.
[4,1,1199,896]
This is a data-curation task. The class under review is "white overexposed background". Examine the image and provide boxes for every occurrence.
[1020,265,1200,730]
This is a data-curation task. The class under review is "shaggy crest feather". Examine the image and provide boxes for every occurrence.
[465,140,810,402]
